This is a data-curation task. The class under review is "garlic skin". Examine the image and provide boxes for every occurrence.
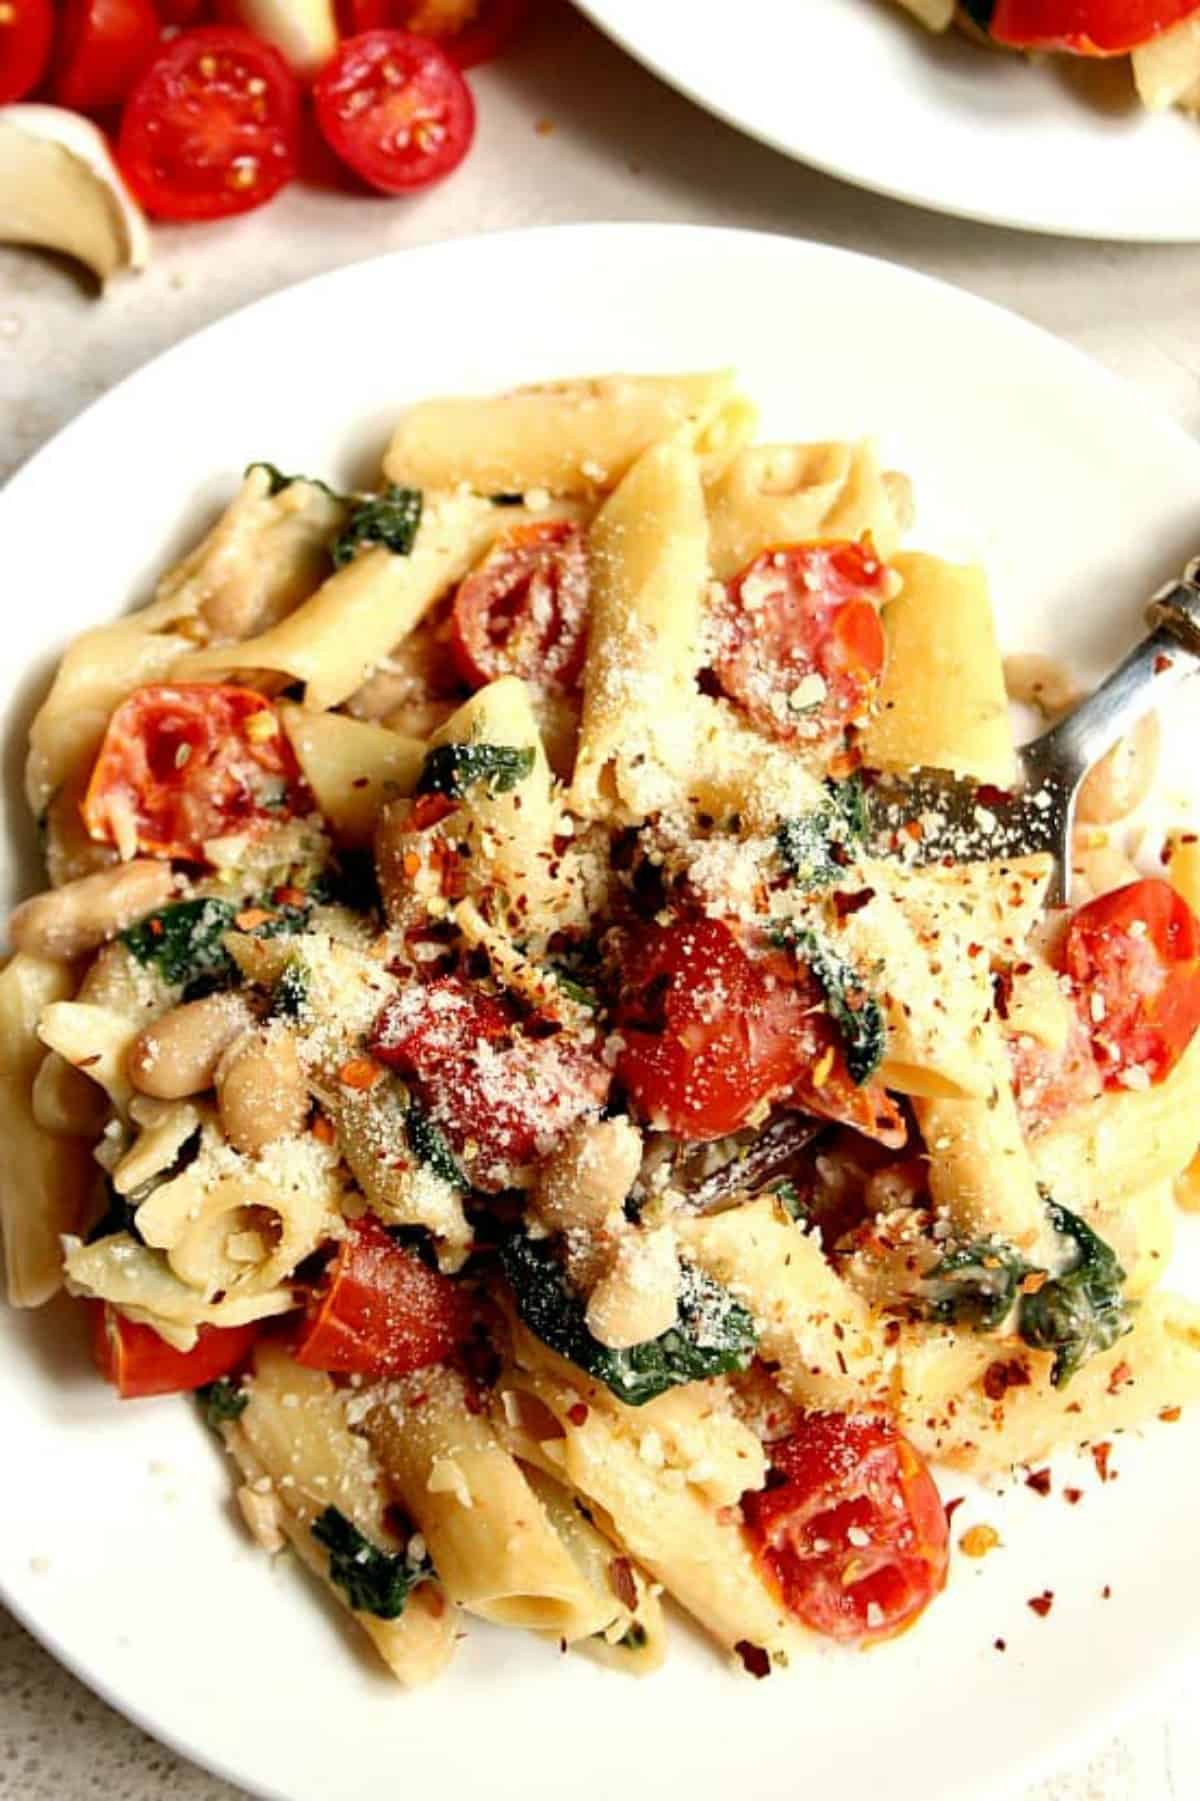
[0,105,150,284]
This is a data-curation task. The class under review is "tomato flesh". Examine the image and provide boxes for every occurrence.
[55,0,161,113]
[1063,877,1200,1087]
[0,0,54,102]
[986,0,1199,53]
[371,975,611,1188]
[1008,1004,1101,1130]
[81,683,304,864]
[742,1414,948,1644]
[710,540,891,746]
[313,29,476,194]
[92,1303,259,1399]
[450,521,590,693]
[614,913,905,1146]
[293,1215,474,1379]
[117,26,300,221]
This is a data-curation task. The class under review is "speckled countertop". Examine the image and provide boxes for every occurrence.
[3,4,1200,1795]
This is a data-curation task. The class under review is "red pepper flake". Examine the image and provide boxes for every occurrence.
[409,792,456,833]
[1063,1487,1083,1506]
[1101,1584,1112,1599]
[1159,1406,1182,1423]
[983,1358,1030,1402]
[716,1504,742,1527]
[1020,1270,1049,1295]
[351,777,369,790]
[148,916,164,937]
[734,1640,771,1680]
[966,941,984,959]
[1027,1591,1054,1618]
[1154,653,1174,674]
[1090,1441,1113,1483]
[567,1402,589,1428]
[1024,1468,1052,1497]
[832,887,875,919]
[310,1112,336,1146]
[944,1495,966,1524]
[402,851,422,879]
[1107,1360,1133,1394]
[608,1557,638,1612]
[273,885,307,908]
[902,818,924,841]
[234,907,274,930]
[993,1638,1007,1652]
[338,1057,384,1092]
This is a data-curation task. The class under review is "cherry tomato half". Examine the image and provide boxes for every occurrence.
[372,974,610,1188]
[117,26,300,221]
[983,0,1198,54]
[0,0,54,102]
[157,0,212,21]
[614,913,905,1146]
[81,684,305,864]
[55,0,161,114]
[91,1303,259,1399]
[710,540,891,746]
[1063,877,1200,1087]
[450,521,590,693]
[313,29,476,195]
[742,1413,948,1644]
[1007,1004,1101,1130]
[293,1215,474,1378]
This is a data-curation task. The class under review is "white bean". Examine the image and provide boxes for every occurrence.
[128,993,255,1099]
[9,859,174,961]
[217,1025,308,1155]
[536,1116,643,1239]
[586,1225,680,1351]
[1077,713,1160,825]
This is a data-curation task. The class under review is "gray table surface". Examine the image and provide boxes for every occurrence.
[3,4,1199,1794]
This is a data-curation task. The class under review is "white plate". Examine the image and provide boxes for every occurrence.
[4,224,1200,1801]
[575,0,1200,241]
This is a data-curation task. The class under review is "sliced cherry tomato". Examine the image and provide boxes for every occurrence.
[710,539,891,746]
[91,1303,259,1399]
[293,1215,474,1378]
[0,0,53,102]
[982,0,1198,54]
[1007,1004,1101,1130]
[450,521,590,693]
[55,0,161,113]
[336,0,391,27]
[1063,877,1200,1087]
[742,1413,948,1644]
[372,974,611,1188]
[313,29,475,195]
[116,26,300,221]
[81,683,305,863]
[614,914,905,1146]
[157,0,212,21]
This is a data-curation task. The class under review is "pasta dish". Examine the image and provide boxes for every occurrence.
[4,370,1200,1684]
[893,2,1200,116]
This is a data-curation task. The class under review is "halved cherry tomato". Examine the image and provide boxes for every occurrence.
[0,0,53,102]
[741,1413,948,1644]
[91,1302,259,1399]
[372,974,610,1187]
[293,1215,474,1378]
[710,540,890,746]
[81,684,305,863]
[1007,1004,1101,1130]
[337,0,392,28]
[450,522,590,693]
[1063,877,1200,1086]
[981,0,1198,54]
[614,913,905,1146]
[116,26,300,221]
[55,0,161,114]
[313,30,475,194]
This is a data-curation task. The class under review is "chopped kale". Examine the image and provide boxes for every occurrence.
[406,1101,469,1191]
[499,1232,757,1407]
[918,1239,1030,1331]
[768,1179,808,1223]
[331,485,423,567]
[245,462,341,501]
[1019,1202,1131,1388]
[550,968,601,1012]
[273,960,311,1021]
[415,741,536,801]
[312,1507,431,1619]
[309,849,383,919]
[196,1377,249,1429]
[776,776,867,891]
[780,927,885,1085]
[123,897,239,988]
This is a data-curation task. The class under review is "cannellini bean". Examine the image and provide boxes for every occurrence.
[1003,652,1082,719]
[9,859,174,961]
[31,1049,110,1136]
[128,993,255,1099]
[1077,713,1160,825]
[42,768,117,888]
[216,1024,308,1155]
[585,1225,680,1351]
[536,1116,643,1238]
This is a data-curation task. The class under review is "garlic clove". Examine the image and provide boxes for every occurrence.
[0,104,150,284]
[225,0,338,78]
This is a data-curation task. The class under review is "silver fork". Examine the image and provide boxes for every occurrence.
[868,558,1200,905]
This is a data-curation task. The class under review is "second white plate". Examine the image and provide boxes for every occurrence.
[576,0,1200,240]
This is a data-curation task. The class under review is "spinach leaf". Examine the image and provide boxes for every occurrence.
[918,1239,1030,1330]
[245,462,341,501]
[1019,1202,1130,1388]
[776,776,867,891]
[196,1377,248,1429]
[406,1101,469,1191]
[312,1506,431,1619]
[273,960,311,1022]
[123,898,239,988]
[331,485,422,567]
[416,741,536,801]
[779,927,885,1085]
[499,1232,757,1407]
[768,1179,808,1223]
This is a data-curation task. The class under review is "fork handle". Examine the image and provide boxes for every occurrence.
[1023,565,1200,788]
